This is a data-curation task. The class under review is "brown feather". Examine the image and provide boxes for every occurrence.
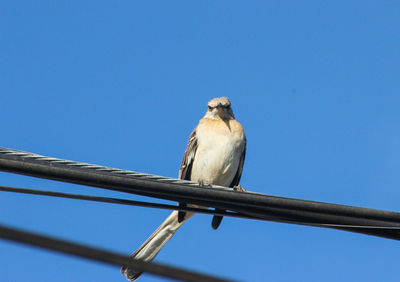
[178,129,198,180]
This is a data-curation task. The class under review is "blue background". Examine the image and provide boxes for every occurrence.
[1,1,400,281]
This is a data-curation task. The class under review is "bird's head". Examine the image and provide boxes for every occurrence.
[204,97,235,120]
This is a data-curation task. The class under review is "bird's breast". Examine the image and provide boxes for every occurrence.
[190,119,245,187]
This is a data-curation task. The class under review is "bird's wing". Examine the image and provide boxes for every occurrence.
[229,136,246,187]
[178,129,198,180]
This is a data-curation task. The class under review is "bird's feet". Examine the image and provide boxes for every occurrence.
[198,179,212,188]
[233,184,246,192]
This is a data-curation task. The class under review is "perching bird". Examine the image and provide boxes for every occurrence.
[121,97,246,281]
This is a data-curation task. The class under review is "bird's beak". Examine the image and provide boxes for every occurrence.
[216,107,227,118]
[216,106,223,115]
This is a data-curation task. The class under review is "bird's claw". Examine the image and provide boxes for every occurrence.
[233,184,246,192]
[198,180,212,188]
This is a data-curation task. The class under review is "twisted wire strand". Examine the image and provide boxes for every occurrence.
[0,148,231,190]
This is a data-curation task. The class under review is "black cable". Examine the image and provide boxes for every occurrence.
[0,223,231,282]
[3,185,396,233]
[1,147,400,240]
[0,185,258,220]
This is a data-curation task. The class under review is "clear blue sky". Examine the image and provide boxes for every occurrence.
[1,1,400,281]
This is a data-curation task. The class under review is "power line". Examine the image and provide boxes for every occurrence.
[0,223,231,282]
[3,185,395,232]
[1,147,400,240]
[0,185,258,220]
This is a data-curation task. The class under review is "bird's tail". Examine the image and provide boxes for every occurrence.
[121,210,194,281]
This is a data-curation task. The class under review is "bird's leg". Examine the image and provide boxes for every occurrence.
[233,184,246,192]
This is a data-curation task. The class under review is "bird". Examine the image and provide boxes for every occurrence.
[121,97,246,281]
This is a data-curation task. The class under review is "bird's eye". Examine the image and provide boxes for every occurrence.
[208,106,212,110]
